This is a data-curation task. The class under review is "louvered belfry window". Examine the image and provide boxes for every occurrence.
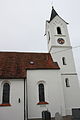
[57,27,62,34]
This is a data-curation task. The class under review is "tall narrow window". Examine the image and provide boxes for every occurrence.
[65,78,70,87]
[62,57,66,65]
[38,83,45,102]
[57,27,62,34]
[48,32,50,43]
[2,83,10,104]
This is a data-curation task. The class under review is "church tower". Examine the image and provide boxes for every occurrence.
[45,7,76,73]
[45,7,80,115]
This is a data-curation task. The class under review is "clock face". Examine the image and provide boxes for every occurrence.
[57,38,65,44]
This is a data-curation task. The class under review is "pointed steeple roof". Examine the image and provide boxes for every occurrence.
[50,6,58,21]
[49,6,68,24]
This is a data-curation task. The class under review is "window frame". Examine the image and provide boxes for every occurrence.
[0,81,11,107]
[62,57,66,65]
[38,83,45,102]
[57,27,62,34]
[37,81,48,105]
[2,83,10,104]
[65,78,70,87]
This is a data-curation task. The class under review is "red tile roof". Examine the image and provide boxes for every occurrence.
[0,52,60,79]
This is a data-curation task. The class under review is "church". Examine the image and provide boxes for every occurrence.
[0,7,80,120]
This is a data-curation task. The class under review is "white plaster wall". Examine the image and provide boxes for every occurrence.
[0,79,24,120]
[46,16,71,51]
[62,75,80,115]
[51,48,77,73]
[46,14,80,117]
[27,70,66,119]
[46,15,77,74]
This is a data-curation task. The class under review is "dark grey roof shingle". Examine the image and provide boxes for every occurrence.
[50,7,58,21]
[49,7,68,24]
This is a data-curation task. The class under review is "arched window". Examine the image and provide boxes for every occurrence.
[2,83,10,104]
[65,78,70,87]
[38,83,45,102]
[57,27,62,34]
[62,57,66,65]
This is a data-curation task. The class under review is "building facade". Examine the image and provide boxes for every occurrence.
[0,7,80,120]
[45,7,80,116]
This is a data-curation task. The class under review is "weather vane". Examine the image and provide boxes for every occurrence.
[51,0,54,8]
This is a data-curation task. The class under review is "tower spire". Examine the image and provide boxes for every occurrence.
[50,7,58,21]
[52,6,54,9]
[49,7,68,24]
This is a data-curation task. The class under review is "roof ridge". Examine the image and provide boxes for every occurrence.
[0,51,49,54]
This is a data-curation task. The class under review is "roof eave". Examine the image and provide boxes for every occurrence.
[26,67,60,70]
[49,15,69,24]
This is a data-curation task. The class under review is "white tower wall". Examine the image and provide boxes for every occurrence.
[46,9,80,115]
